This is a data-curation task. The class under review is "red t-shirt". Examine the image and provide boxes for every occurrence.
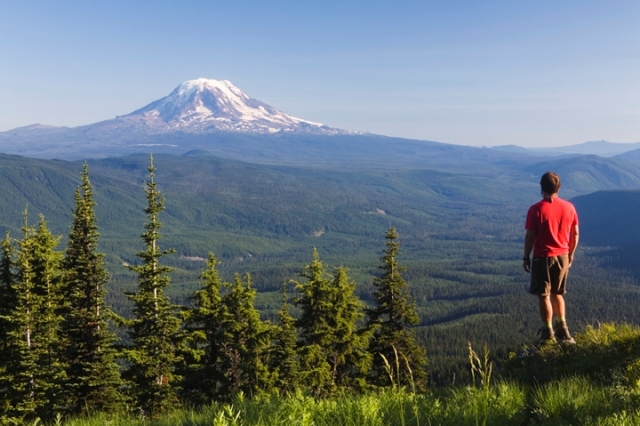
[525,197,578,258]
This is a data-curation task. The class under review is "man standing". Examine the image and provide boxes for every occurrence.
[523,171,579,345]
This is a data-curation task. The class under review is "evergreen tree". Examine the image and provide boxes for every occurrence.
[124,156,181,415]
[294,249,371,396]
[60,163,125,415]
[181,252,225,403]
[1,215,65,422]
[366,227,427,390]
[326,267,372,390]
[293,249,332,394]
[269,282,299,394]
[217,273,272,398]
[0,232,15,354]
[0,232,16,418]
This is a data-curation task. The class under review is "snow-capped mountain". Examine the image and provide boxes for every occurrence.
[119,78,347,135]
[0,78,358,159]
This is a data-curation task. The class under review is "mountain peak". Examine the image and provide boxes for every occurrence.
[123,78,348,135]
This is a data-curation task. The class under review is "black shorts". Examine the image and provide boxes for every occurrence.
[529,255,569,296]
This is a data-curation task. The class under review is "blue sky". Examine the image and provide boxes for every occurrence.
[1,0,638,147]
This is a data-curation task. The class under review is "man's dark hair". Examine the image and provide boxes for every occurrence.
[540,171,561,194]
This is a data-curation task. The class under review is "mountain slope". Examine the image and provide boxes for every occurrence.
[523,155,640,197]
[0,78,359,160]
[493,140,640,157]
[571,190,640,248]
[122,78,345,135]
[615,148,640,164]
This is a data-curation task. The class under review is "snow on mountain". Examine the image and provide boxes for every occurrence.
[120,78,349,135]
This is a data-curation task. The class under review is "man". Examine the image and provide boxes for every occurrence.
[523,171,579,345]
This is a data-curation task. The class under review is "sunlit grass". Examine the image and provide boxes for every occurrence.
[13,323,640,425]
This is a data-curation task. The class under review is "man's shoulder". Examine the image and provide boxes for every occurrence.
[556,197,577,210]
[528,199,546,211]
[555,198,579,222]
[528,197,577,214]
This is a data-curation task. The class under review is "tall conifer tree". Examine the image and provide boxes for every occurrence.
[0,232,15,357]
[293,249,332,394]
[0,232,16,418]
[294,249,371,395]
[60,163,124,415]
[217,273,271,398]
[182,253,225,403]
[269,282,300,394]
[366,227,427,390]
[1,215,65,422]
[125,156,181,415]
[325,267,372,390]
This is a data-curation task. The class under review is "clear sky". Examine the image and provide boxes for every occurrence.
[1,0,638,147]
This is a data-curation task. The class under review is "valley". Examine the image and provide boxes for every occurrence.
[2,150,640,383]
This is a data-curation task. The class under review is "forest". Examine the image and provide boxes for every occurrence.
[0,159,430,422]
[1,152,640,424]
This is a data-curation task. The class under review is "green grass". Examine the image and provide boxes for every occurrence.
[16,323,637,426]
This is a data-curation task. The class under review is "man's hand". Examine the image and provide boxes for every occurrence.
[523,230,535,273]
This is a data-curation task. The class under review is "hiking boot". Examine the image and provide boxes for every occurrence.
[554,322,576,344]
[536,327,556,346]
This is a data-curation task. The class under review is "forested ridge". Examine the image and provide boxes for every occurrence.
[1,152,640,423]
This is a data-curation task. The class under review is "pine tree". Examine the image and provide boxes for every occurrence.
[0,232,16,418]
[0,232,15,354]
[293,249,333,394]
[125,156,181,415]
[294,249,371,396]
[181,252,225,403]
[1,220,39,421]
[60,163,125,415]
[366,227,427,390]
[269,282,299,394]
[217,273,272,398]
[1,215,65,422]
[326,267,372,390]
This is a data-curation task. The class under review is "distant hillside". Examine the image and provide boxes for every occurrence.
[572,190,640,248]
[616,148,640,164]
[3,152,640,267]
[572,190,640,283]
[0,152,535,274]
[523,155,640,198]
[493,140,640,157]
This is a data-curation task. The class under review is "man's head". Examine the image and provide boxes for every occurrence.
[540,171,561,195]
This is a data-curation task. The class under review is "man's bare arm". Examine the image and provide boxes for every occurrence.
[568,224,579,266]
[523,229,536,273]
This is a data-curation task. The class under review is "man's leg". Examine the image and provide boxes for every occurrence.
[550,294,565,320]
[537,295,556,344]
[538,295,553,324]
[551,293,575,343]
